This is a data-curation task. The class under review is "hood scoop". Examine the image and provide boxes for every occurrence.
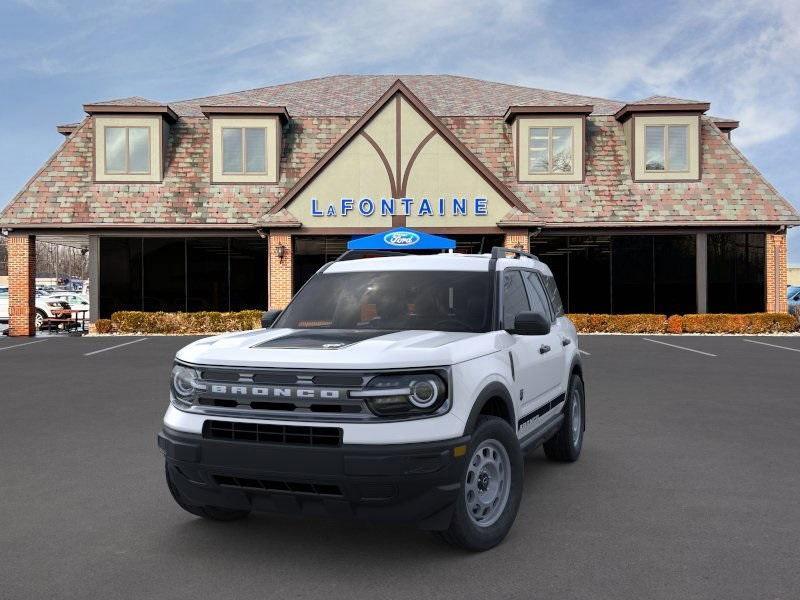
[253,329,396,350]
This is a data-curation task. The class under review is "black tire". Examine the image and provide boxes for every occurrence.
[165,463,250,522]
[438,416,523,551]
[35,309,46,330]
[543,373,585,462]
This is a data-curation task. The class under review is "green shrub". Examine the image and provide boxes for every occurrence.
[111,310,262,334]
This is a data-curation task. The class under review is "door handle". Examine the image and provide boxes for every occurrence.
[539,344,551,354]
[561,338,571,346]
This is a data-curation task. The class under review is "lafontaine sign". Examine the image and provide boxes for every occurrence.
[310,196,489,218]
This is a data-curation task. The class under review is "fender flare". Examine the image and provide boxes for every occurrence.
[463,381,516,435]
[568,353,586,430]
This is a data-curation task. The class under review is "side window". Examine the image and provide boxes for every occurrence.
[542,274,564,317]
[502,270,531,329]
[522,271,551,320]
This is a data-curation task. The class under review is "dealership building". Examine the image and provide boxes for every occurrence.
[1,75,797,335]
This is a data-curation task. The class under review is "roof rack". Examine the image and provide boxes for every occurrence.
[490,247,539,261]
[332,249,411,263]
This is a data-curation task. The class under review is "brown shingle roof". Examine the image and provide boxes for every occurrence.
[631,95,707,105]
[168,74,626,117]
[87,96,164,106]
[2,75,796,229]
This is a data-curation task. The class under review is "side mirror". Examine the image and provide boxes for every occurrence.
[508,311,551,336]
[261,309,282,328]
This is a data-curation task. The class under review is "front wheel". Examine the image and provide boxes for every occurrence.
[438,416,523,551]
[543,373,585,462]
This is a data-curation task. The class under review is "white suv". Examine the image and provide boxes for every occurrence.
[158,248,585,551]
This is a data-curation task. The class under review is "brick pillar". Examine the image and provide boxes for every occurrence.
[8,234,36,336]
[765,232,788,313]
[268,231,293,309]
[502,229,530,252]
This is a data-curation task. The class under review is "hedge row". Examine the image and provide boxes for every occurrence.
[95,310,798,335]
[568,313,799,334]
[109,310,262,334]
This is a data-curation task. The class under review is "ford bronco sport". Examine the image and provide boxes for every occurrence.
[158,247,585,551]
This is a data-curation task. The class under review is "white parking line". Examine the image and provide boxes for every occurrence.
[84,338,147,356]
[0,339,49,352]
[743,339,800,353]
[578,349,591,356]
[642,338,717,357]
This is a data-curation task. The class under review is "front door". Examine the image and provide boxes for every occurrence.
[500,270,563,424]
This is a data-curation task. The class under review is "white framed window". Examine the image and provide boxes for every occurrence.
[210,116,279,184]
[104,126,151,175]
[644,124,689,172]
[528,126,574,175]
[221,127,268,174]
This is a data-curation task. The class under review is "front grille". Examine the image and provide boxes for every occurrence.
[203,420,342,447]
[213,474,343,497]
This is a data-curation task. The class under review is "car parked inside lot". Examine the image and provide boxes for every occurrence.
[0,287,73,329]
[159,247,585,551]
[45,292,90,320]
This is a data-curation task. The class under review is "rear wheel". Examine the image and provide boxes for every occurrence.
[165,464,250,521]
[543,373,585,462]
[35,309,46,330]
[438,416,523,551]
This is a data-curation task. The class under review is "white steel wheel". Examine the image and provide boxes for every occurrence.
[464,439,511,528]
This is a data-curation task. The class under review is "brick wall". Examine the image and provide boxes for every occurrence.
[503,229,530,253]
[268,232,293,309]
[765,232,788,313]
[7,234,36,336]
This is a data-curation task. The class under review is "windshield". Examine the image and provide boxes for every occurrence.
[275,270,492,333]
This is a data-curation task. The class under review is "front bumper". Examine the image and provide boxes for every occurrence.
[158,426,470,530]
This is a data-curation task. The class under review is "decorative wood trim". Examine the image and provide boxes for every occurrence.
[399,130,436,197]
[360,131,398,199]
[268,79,530,215]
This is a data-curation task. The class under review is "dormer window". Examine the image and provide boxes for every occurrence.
[105,126,151,174]
[505,106,591,183]
[644,124,688,172]
[528,126,574,174]
[84,101,175,183]
[201,106,289,184]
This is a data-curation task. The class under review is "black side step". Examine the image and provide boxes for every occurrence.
[519,413,564,453]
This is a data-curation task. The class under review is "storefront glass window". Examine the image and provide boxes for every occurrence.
[533,234,698,315]
[708,233,764,312]
[98,237,267,317]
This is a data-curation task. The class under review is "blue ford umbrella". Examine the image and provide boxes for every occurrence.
[347,227,455,251]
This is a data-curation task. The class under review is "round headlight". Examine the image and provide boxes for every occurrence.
[409,379,439,408]
[171,365,199,398]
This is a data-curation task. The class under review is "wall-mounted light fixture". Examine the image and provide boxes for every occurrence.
[256,228,267,239]
[275,243,286,264]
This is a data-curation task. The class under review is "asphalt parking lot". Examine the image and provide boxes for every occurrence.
[1,334,799,600]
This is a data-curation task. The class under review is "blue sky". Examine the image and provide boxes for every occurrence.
[1,0,798,261]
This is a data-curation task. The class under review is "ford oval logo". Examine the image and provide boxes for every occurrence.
[383,231,420,247]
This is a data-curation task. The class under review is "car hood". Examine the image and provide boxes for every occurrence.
[176,328,505,369]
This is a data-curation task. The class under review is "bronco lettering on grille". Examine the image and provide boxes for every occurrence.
[208,384,341,400]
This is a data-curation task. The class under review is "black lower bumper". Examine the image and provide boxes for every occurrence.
[158,427,470,530]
